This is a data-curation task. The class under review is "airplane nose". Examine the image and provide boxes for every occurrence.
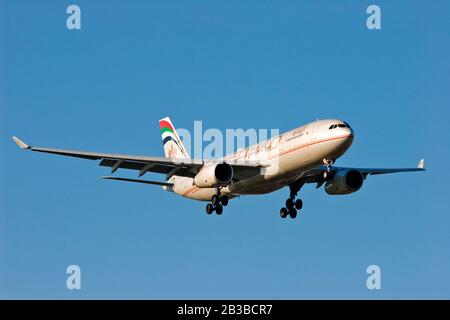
[347,127,354,137]
[340,122,354,147]
[343,121,354,136]
[344,128,354,147]
[347,130,354,142]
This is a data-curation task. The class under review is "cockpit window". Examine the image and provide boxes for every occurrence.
[329,122,350,129]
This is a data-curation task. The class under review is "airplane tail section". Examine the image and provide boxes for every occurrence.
[159,117,190,159]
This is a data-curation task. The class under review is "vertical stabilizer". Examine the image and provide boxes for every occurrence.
[159,117,190,159]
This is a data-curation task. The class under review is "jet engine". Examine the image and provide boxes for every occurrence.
[193,163,233,188]
[325,169,364,195]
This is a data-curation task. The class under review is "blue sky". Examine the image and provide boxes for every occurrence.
[1,1,449,299]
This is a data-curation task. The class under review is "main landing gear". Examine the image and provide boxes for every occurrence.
[206,187,229,215]
[280,181,304,219]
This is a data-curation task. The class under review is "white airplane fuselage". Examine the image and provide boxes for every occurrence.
[171,119,354,201]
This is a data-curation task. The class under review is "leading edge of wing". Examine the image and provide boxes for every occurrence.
[353,158,426,175]
[302,159,425,182]
[11,136,203,165]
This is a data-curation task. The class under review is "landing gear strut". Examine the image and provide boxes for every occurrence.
[279,181,304,219]
[323,158,334,180]
[205,187,229,215]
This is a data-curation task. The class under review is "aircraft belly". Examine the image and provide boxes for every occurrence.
[175,134,352,200]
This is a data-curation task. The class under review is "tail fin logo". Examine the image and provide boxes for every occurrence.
[159,117,190,159]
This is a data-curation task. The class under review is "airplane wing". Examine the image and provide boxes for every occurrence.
[100,176,175,187]
[301,159,425,185]
[12,136,263,180]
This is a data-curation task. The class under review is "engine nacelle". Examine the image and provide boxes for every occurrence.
[325,169,364,195]
[193,163,233,188]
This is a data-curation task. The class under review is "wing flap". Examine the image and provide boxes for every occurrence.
[100,176,174,187]
[98,159,198,177]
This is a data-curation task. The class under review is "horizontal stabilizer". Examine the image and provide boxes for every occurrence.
[100,176,174,187]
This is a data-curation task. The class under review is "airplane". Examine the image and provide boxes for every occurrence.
[12,117,425,219]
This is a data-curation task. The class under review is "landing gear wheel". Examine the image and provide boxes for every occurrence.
[208,188,227,215]
[220,195,229,207]
[211,194,220,206]
[289,208,297,219]
[285,198,294,210]
[281,180,305,219]
[215,204,223,215]
[280,207,288,218]
[206,203,214,214]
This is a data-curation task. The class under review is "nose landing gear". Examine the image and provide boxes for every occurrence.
[205,187,229,216]
[323,158,334,180]
[280,181,304,219]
